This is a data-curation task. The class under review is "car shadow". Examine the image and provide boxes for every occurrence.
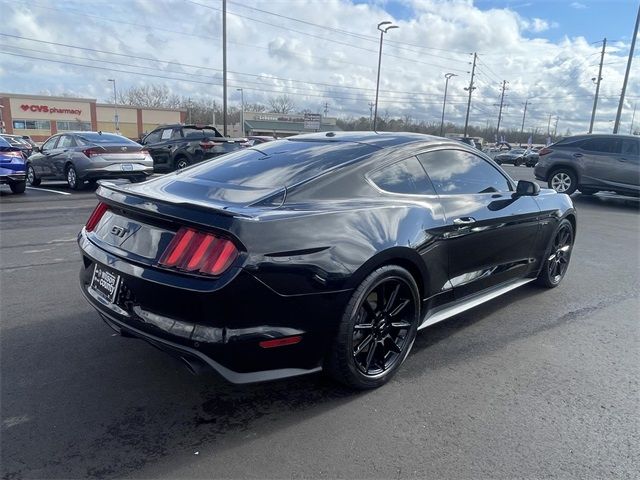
[570,192,640,211]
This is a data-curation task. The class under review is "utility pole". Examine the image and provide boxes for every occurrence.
[495,80,508,140]
[630,102,637,134]
[368,102,375,129]
[613,4,639,133]
[222,0,228,136]
[463,52,477,137]
[589,37,606,134]
[440,73,457,136]
[323,102,329,116]
[188,97,192,124]
[547,113,552,136]
[520,100,529,145]
[553,116,559,137]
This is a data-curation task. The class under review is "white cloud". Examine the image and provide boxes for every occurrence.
[570,2,588,9]
[0,0,635,135]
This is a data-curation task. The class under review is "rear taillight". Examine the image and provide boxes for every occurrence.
[538,147,553,156]
[85,202,109,232]
[159,227,239,276]
[4,150,22,158]
[140,149,149,155]
[82,148,100,158]
[199,141,222,150]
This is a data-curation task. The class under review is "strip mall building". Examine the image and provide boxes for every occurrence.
[0,93,186,142]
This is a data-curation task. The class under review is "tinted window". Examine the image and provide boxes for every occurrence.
[581,138,619,153]
[42,136,59,150]
[369,157,435,195]
[621,139,639,156]
[183,127,221,139]
[144,130,162,144]
[76,133,137,144]
[174,139,377,188]
[418,150,511,194]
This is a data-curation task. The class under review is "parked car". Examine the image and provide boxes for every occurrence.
[140,124,243,172]
[534,134,640,196]
[494,147,537,166]
[0,136,27,194]
[78,131,577,389]
[1,134,33,158]
[27,132,154,190]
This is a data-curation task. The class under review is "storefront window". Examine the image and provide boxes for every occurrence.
[56,120,92,131]
[13,119,51,130]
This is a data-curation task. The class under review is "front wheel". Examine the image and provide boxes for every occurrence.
[326,265,420,389]
[536,219,574,288]
[174,157,191,170]
[548,168,577,195]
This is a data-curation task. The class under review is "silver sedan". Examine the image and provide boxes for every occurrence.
[27,132,154,190]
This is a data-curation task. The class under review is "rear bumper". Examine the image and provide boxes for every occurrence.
[78,232,347,383]
[0,173,26,184]
[80,163,154,179]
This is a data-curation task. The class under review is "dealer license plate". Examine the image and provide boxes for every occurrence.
[121,163,133,171]
[90,264,121,304]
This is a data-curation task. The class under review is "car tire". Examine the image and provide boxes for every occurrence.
[548,168,577,195]
[325,265,420,389]
[9,180,26,194]
[66,164,83,190]
[536,218,574,289]
[174,156,190,170]
[515,158,523,167]
[26,164,41,186]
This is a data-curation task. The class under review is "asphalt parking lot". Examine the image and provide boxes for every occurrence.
[1,166,639,479]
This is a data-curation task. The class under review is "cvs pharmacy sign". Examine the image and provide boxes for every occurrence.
[20,104,82,115]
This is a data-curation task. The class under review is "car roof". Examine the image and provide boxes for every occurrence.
[562,133,638,141]
[287,131,446,149]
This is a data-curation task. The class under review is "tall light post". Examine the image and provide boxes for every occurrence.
[236,88,245,137]
[373,21,398,131]
[440,73,457,136]
[107,79,119,133]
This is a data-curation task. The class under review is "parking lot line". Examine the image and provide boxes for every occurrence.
[25,187,71,196]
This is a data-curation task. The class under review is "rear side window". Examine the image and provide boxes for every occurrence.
[182,127,221,139]
[621,139,639,156]
[179,139,378,188]
[581,138,620,154]
[418,149,511,194]
[369,157,436,195]
[58,136,76,148]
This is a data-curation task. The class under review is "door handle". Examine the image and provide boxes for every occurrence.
[573,153,583,158]
[453,217,477,225]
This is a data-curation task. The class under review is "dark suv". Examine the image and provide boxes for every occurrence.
[534,134,639,196]
[140,124,243,172]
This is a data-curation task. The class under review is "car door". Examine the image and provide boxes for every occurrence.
[143,128,175,168]
[578,137,620,186]
[417,148,541,300]
[34,135,61,177]
[52,135,76,178]
[616,138,640,188]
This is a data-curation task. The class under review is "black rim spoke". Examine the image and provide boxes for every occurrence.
[351,277,416,376]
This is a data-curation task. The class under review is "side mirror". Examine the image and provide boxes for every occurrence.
[516,180,540,196]
[34,146,42,153]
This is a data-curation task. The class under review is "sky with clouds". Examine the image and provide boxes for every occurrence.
[0,0,638,136]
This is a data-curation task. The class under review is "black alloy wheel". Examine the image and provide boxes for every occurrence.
[26,164,41,186]
[537,219,574,288]
[175,157,190,170]
[327,265,419,389]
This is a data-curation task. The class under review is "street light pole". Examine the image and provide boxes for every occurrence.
[440,73,457,137]
[237,88,244,137]
[373,21,398,131]
[107,78,119,133]
[520,99,529,145]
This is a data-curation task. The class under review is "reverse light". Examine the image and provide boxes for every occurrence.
[159,227,239,276]
[82,148,101,158]
[85,202,109,232]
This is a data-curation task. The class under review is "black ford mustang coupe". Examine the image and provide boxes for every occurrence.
[78,132,576,389]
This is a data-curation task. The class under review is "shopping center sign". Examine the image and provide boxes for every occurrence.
[19,104,82,115]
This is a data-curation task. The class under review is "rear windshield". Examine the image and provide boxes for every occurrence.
[77,133,139,144]
[182,127,222,139]
[178,139,378,188]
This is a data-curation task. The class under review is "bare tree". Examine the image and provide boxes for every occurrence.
[116,85,181,109]
[244,103,267,113]
[268,94,296,114]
